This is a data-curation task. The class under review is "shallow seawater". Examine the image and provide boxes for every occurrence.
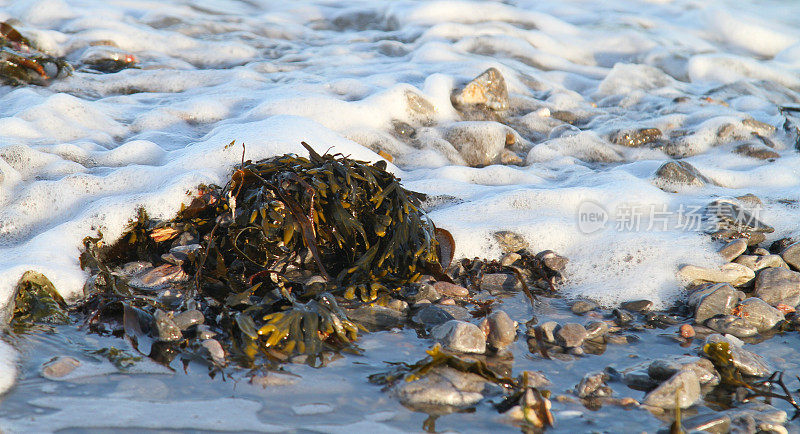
[1,0,800,430]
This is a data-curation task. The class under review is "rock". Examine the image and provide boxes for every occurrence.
[346,305,405,330]
[444,121,509,166]
[622,370,659,390]
[734,143,780,160]
[575,372,611,398]
[604,334,630,345]
[734,254,788,271]
[679,324,695,338]
[493,231,528,253]
[41,357,81,380]
[481,310,517,349]
[745,232,766,246]
[480,273,522,292]
[571,300,598,314]
[612,308,634,325]
[410,283,440,303]
[161,244,201,266]
[781,242,800,270]
[736,297,784,332]
[642,369,701,409]
[647,357,719,385]
[500,252,521,267]
[433,281,469,299]
[679,263,755,286]
[195,324,216,340]
[431,320,486,354]
[704,199,774,234]
[703,334,770,376]
[694,284,738,323]
[451,67,508,111]
[537,250,568,272]
[539,321,558,343]
[250,372,298,387]
[437,304,472,321]
[585,321,609,340]
[411,305,455,327]
[719,239,748,262]
[754,267,800,307]
[393,366,488,408]
[724,402,787,431]
[201,339,226,365]
[387,298,409,311]
[620,300,652,312]
[753,247,771,256]
[130,263,190,289]
[681,413,731,434]
[555,323,587,348]
[705,315,759,338]
[172,309,204,330]
[154,309,182,342]
[654,160,711,189]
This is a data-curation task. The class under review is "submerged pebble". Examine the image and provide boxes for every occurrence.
[40,357,81,380]
[642,369,701,409]
[431,320,486,354]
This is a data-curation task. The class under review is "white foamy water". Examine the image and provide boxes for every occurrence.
[1,0,800,393]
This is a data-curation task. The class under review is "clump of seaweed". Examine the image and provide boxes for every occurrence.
[0,22,72,85]
[11,271,69,332]
[76,142,443,369]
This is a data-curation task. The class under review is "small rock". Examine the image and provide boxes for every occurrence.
[481,310,517,349]
[172,309,204,330]
[604,334,629,345]
[201,339,226,365]
[499,252,521,267]
[647,357,719,385]
[585,321,609,340]
[347,305,405,330]
[250,372,298,387]
[439,298,455,305]
[521,371,551,388]
[451,67,508,111]
[571,300,598,314]
[433,281,469,298]
[753,247,771,256]
[444,121,509,167]
[437,304,472,321]
[387,298,409,312]
[704,199,774,234]
[694,284,738,323]
[131,264,190,289]
[555,323,587,348]
[493,231,528,253]
[575,372,611,398]
[754,267,800,307]
[734,254,788,271]
[622,370,659,390]
[681,413,731,433]
[736,297,784,332]
[410,283,440,303]
[195,324,216,340]
[41,357,81,380]
[642,369,701,409]
[620,300,652,312]
[679,263,755,286]
[411,305,455,327]
[537,250,568,272]
[703,334,770,376]
[719,239,748,262]
[431,320,486,354]
[480,273,522,292]
[613,309,634,325]
[705,315,759,338]
[539,321,558,343]
[781,242,800,270]
[154,309,182,342]
[746,232,767,246]
[653,160,711,189]
[734,143,780,160]
[680,324,695,338]
[393,366,487,408]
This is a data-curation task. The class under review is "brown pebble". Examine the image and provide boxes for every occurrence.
[679,324,695,339]
[439,298,455,305]
[433,281,470,298]
[619,397,638,406]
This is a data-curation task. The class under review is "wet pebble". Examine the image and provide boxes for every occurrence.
[393,366,487,408]
[620,300,652,312]
[154,309,182,342]
[585,321,609,340]
[451,67,508,111]
[555,323,587,348]
[172,309,204,330]
[679,263,755,286]
[538,321,558,343]
[493,231,528,253]
[612,309,634,325]
[780,241,800,270]
[537,250,568,272]
[734,143,780,160]
[431,320,486,354]
[499,252,521,267]
[410,283,440,303]
[40,357,81,380]
[479,273,523,292]
[387,298,409,312]
[693,283,738,323]
[754,267,800,307]
[201,339,226,365]
[642,369,701,409]
[734,254,788,271]
[679,324,695,338]
[480,310,517,350]
[719,239,748,262]
[444,121,509,167]
[647,356,719,385]
[653,160,711,189]
[736,298,783,332]
[161,244,201,266]
[132,263,190,289]
[704,315,758,338]
[195,324,216,340]
[412,305,455,327]
[433,281,469,299]
[437,304,472,321]
[570,300,598,314]
[575,372,611,398]
[703,334,770,376]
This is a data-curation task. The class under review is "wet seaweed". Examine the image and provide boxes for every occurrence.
[11,271,69,331]
[0,22,72,85]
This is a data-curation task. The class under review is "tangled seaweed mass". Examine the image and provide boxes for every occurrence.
[0,22,71,85]
[70,142,443,368]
